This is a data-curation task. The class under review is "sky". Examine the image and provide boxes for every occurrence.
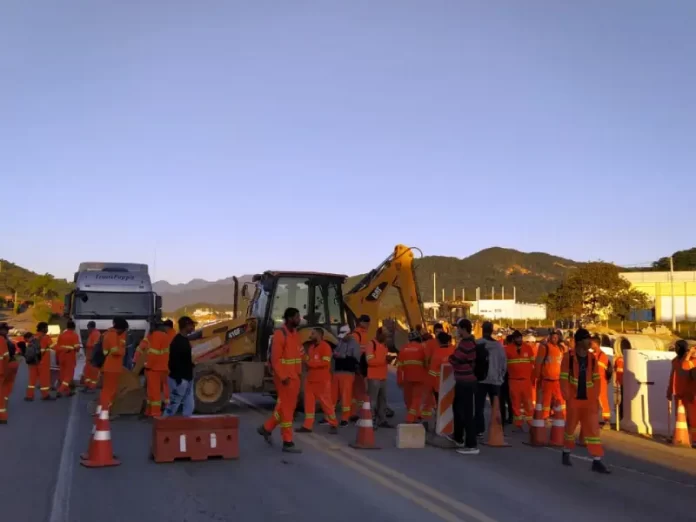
[2,1,695,283]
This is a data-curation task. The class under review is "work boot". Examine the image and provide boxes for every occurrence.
[386,407,395,418]
[0,419,7,425]
[282,442,302,454]
[562,452,572,467]
[378,421,395,429]
[318,418,329,425]
[294,427,312,433]
[340,420,349,428]
[591,460,611,474]
[257,425,273,445]
[328,426,338,435]
[349,415,359,423]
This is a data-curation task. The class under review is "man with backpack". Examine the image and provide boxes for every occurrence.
[474,322,507,438]
[448,319,480,455]
[99,317,129,412]
[332,323,361,426]
[25,322,54,401]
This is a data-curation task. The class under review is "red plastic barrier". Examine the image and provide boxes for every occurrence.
[151,415,240,463]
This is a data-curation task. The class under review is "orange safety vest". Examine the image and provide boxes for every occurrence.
[365,340,388,381]
[102,329,126,373]
[560,351,600,403]
[505,343,535,381]
[535,342,564,381]
[145,330,170,371]
[304,340,332,383]
[270,326,302,381]
[397,341,426,383]
[428,343,455,391]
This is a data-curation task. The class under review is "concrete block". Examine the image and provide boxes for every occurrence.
[396,423,426,449]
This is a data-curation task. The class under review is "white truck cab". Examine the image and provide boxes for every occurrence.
[64,262,162,360]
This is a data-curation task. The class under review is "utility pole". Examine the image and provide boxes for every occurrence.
[670,256,676,330]
[462,288,465,301]
[433,273,436,304]
[502,286,505,300]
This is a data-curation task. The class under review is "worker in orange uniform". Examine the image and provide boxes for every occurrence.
[614,352,624,420]
[0,322,12,423]
[349,315,371,421]
[25,322,55,401]
[590,335,612,427]
[145,321,171,417]
[56,320,81,397]
[333,324,360,426]
[258,307,303,453]
[366,327,391,428]
[421,323,444,426]
[526,335,539,407]
[534,330,565,421]
[560,328,611,473]
[505,330,536,429]
[428,331,455,423]
[676,341,696,446]
[397,330,427,423]
[99,317,129,414]
[296,328,338,434]
[82,321,101,392]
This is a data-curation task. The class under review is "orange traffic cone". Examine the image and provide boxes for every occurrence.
[350,399,380,450]
[80,408,120,468]
[672,400,691,447]
[525,388,547,446]
[483,396,511,447]
[548,403,565,447]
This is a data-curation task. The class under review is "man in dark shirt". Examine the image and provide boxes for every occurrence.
[162,316,196,417]
[448,318,479,455]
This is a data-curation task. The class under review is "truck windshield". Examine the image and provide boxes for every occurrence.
[74,292,152,319]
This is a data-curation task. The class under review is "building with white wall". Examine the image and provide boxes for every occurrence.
[620,271,696,322]
[471,299,547,320]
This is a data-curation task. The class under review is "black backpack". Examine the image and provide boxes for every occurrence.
[91,334,106,369]
[474,341,490,381]
[24,337,42,365]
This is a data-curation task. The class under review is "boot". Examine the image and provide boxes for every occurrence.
[257,425,273,444]
[591,460,611,474]
[328,426,338,435]
[294,427,312,433]
[282,442,302,454]
[562,452,572,466]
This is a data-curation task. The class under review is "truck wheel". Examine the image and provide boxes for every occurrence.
[193,368,232,414]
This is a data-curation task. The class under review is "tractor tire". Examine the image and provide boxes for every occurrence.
[194,367,232,414]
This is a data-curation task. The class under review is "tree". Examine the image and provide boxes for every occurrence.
[653,248,696,271]
[0,272,30,314]
[29,273,59,299]
[545,262,650,322]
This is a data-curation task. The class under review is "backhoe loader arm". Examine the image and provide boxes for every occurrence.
[343,244,426,340]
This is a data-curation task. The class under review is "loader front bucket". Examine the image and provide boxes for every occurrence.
[111,369,146,415]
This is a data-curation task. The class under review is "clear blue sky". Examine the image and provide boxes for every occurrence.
[2,1,694,283]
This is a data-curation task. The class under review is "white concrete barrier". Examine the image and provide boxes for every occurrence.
[622,349,675,437]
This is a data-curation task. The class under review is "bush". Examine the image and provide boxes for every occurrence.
[32,303,54,323]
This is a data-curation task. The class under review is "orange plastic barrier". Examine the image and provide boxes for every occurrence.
[151,415,240,463]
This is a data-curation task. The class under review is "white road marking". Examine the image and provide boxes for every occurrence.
[48,394,80,522]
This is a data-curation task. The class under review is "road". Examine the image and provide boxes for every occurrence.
[1,365,694,522]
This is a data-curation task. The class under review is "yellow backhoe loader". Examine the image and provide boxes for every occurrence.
[111,244,429,415]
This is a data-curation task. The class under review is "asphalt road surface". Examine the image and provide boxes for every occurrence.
[1,364,694,522]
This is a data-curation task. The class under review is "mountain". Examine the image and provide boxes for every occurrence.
[652,248,696,271]
[0,259,73,301]
[157,247,583,312]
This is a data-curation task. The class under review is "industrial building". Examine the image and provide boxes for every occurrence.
[620,271,696,322]
[471,299,547,320]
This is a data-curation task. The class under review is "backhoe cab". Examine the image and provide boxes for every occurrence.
[190,271,348,413]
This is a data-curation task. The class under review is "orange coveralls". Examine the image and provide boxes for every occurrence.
[56,329,81,396]
[428,342,455,395]
[679,355,696,442]
[82,329,101,390]
[263,326,303,443]
[99,328,126,410]
[145,330,170,417]
[505,342,535,427]
[593,347,611,423]
[421,337,439,422]
[350,327,369,417]
[534,342,566,420]
[26,334,53,400]
[397,341,427,423]
[302,340,337,429]
[561,351,603,457]
[0,336,9,422]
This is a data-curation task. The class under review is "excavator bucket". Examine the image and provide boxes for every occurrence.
[110,359,147,416]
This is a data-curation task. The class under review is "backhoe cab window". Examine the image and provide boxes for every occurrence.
[327,283,342,325]
[271,278,309,327]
